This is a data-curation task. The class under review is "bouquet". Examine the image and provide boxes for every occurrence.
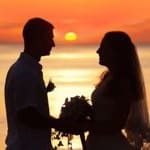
[52,95,93,150]
[60,95,92,121]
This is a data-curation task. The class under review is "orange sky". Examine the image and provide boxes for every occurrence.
[0,0,150,45]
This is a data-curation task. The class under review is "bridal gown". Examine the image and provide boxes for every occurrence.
[86,75,134,150]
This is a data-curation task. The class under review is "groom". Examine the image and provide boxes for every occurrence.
[4,17,56,150]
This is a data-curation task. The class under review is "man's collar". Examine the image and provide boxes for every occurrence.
[19,52,42,70]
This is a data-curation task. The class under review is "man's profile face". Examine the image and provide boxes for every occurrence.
[39,29,55,56]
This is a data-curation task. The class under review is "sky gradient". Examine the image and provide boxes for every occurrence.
[0,0,150,45]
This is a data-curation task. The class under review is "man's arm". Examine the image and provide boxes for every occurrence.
[16,106,90,134]
[16,106,88,131]
[16,106,57,128]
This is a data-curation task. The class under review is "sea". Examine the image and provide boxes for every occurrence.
[0,44,150,150]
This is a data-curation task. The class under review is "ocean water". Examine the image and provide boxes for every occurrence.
[0,44,150,149]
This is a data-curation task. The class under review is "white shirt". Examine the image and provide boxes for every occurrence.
[5,52,52,150]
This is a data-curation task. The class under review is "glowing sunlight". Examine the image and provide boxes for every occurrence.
[64,32,77,41]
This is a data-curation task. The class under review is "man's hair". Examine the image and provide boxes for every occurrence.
[23,17,54,44]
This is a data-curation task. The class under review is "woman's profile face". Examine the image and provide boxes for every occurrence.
[97,39,112,67]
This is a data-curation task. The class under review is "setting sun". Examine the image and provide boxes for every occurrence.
[64,32,77,41]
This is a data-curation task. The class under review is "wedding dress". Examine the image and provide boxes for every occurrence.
[86,74,134,150]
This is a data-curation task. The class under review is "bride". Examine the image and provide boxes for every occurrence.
[86,31,150,150]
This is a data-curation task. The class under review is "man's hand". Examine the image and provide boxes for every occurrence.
[55,118,91,135]
[46,80,55,92]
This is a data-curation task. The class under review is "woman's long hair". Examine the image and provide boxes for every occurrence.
[100,31,150,148]
[101,31,145,102]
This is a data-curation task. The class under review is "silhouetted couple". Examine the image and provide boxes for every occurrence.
[5,17,150,150]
